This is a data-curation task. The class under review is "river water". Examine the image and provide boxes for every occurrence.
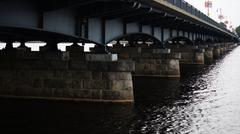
[1,47,240,134]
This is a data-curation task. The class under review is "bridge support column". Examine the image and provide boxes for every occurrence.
[226,43,238,52]
[199,45,213,64]
[109,46,181,78]
[212,44,221,59]
[204,47,213,64]
[169,46,205,65]
[219,43,225,56]
[0,46,135,103]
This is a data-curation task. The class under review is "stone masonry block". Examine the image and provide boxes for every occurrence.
[118,53,130,59]
[92,72,103,80]
[108,60,135,72]
[171,53,181,59]
[15,51,41,60]
[15,70,32,80]
[72,79,84,89]
[66,46,84,52]
[152,48,171,54]
[52,88,65,97]
[135,63,151,72]
[0,51,16,60]
[87,62,109,71]
[54,71,72,79]
[194,53,204,64]
[14,60,32,70]
[69,89,92,99]
[167,60,180,70]
[102,90,134,100]
[28,60,49,70]
[42,52,70,61]
[27,70,55,79]
[83,80,107,89]
[71,71,92,79]
[37,88,54,97]
[0,70,16,78]
[156,64,167,71]
[0,60,14,69]
[49,61,68,70]
[110,47,141,54]
[68,60,88,70]
[69,53,86,61]
[140,53,153,58]
[194,49,205,53]
[108,80,133,91]
[155,59,163,64]
[103,72,132,80]
[86,54,118,61]
[13,78,32,89]
[43,79,71,89]
[138,59,156,64]
[62,88,75,98]
[204,50,213,63]
[91,90,102,99]
[32,78,44,88]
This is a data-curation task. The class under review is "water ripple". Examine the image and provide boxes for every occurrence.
[129,46,240,134]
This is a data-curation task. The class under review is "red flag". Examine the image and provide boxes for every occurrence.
[205,1,212,8]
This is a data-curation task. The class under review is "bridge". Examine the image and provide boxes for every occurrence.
[0,0,238,103]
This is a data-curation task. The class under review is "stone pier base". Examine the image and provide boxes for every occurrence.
[220,47,225,55]
[226,43,238,52]
[0,50,135,103]
[204,48,213,64]
[209,43,238,59]
[109,47,181,78]
[171,47,205,65]
[213,47,221,59]
[199,45,213,64]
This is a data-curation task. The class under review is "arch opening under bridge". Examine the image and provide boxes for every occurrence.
[106,33,164,48]
[164,36,194,48]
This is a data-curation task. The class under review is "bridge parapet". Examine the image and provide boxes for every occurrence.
[154,0,235,38]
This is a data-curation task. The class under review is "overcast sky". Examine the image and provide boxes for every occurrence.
[184,0,240,29]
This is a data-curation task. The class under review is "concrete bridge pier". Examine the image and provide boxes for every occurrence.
[212,44,221,59]
[219,43,226,56]
[199,45,213,64]
[225,43,232,52]
[0,43,135,103]
[211,43,235,59]
[222,43,228,54]
[204,48,214,64]
[225,43,238,52]
[65,45,136,103]
[170,46,205,66]
[108,46,181,78]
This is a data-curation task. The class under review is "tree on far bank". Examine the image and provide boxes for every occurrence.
[235,25,240,37]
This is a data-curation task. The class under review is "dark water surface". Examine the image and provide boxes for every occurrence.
[1,47,240,134]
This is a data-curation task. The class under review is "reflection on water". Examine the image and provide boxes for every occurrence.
[0,47,240,134]
[133,76,181,103]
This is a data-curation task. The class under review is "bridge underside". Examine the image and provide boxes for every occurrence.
[0,0,238,49]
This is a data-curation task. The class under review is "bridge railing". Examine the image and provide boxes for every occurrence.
[166,0,230,34]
